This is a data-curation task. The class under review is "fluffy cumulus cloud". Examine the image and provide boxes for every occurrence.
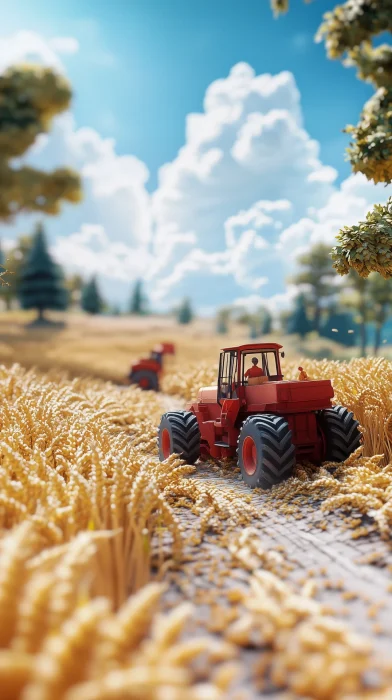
[1,33,392,313]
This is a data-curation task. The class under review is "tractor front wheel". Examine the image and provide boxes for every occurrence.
[158,411,200,464]
[317,405,361,462]
[238,414,295,489]
[129,370,159,391]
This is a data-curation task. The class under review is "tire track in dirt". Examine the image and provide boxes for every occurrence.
[153,392,392,696]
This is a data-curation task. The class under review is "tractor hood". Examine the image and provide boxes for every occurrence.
[245,378,334,412]
[189,379,334,412]
[197,386,218,403]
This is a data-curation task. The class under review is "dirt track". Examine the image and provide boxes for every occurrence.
[154,392,392,696]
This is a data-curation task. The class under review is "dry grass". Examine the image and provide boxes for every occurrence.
[0,363,256,699]
[0,523,236,700]
[3,343,392,697]
[0,311,359,383]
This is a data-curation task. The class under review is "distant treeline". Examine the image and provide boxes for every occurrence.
[1,224,195,325]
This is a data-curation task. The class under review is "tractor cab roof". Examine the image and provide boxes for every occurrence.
[221,343,283,353]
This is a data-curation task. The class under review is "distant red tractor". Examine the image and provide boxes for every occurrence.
[128,342,175,391]
[158,343,361,489]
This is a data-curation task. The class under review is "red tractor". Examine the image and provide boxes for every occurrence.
[158,343,361,489]
[128,342,175,391]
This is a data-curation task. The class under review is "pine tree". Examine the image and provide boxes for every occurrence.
[260,308,273,334]
[249,322,258,339]
[81,276,104,315]
[286,295,312,339]
[129,280,147,315]
[18,223,68,322]
[177,298,193,325]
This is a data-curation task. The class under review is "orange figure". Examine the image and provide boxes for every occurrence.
[245,357,264,379]
[298,366,308,381]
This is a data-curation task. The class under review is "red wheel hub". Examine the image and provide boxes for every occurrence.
[242,436,258,475]
[161,428,171,459]
[139,377,150,389]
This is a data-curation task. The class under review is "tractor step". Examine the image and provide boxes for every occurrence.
[214,441,231,448]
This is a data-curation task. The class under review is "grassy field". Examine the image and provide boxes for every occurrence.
[0,311,372,383]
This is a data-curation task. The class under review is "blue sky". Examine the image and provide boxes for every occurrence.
[2,0,374,189]
[0,0,390,314]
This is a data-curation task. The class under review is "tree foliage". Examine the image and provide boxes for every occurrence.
[216,307,230,334]
[0,65,81,221]
[286,294,312,338]
[129,280,147,315]
[177,298,193,325]
[332,197,392,278]
[291,243,338,331]
[19,223,68,320]
[270,0,392,279]
[81,276,104,315]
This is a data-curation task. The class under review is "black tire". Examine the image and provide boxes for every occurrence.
[129,370,159,391]
[237,414,295,489]
[317,405,361,462]
[158,411,200,464]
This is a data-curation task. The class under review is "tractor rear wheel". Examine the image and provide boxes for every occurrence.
[130,370,159,391]
[158,411,200,464]
[317,405,361,462]
[238,414,295,489]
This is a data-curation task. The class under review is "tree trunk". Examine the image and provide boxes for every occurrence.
[314,303,321,333]
[37,307,45,322]
[5,297,12,311]
[358,288,367,357]
[359,319,367,357]
[374,323,382,356]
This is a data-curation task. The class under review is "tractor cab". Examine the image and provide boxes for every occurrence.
[217,343,284,402]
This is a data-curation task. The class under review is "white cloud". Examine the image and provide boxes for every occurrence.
[49,37,80,55]
[0,31,69,72]
[1,34,392,313]
[276,173,391,263]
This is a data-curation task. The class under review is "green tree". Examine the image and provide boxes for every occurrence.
[18,223,68,322]
[0,235,33,309]
[286,294,312,339]
[259,307,273,335]
[249,322,258,339]
[291,244,337,333]
[0,65,82,221]
[367,273,392,354]
[270,1,392,279]
[81,276,104,315]
[216,307,230,334]
[177,298,193,325]
[129,279,147,314]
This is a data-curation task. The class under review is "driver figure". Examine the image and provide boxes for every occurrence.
[245,357,264,379]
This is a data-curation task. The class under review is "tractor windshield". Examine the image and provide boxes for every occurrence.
[242,350,280,382]
[217,351,238,401]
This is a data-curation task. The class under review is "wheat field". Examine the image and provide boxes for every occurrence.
[0,311,363,382]
[2,314,392,697]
